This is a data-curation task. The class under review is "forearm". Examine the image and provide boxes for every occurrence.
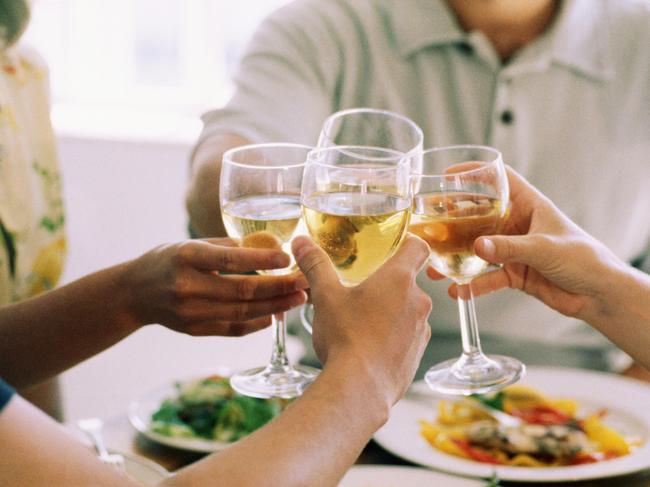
[1,359,388,487]
[186,133,250,237]
[0,262,139,389]
[586,264,650,370]
[0,396,141,487]
[165,358,390,487]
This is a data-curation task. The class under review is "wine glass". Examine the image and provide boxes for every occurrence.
[220,143,320,398]
[410,145,525,395]
[301,146,411,287]
[300,108,423,331]
[318,107,424,171]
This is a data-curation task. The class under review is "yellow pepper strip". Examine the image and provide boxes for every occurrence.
[582,415,630,456]
[419,420,470,459]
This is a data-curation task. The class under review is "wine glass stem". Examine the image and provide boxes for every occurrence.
[269,311,290,371]
[456,283,484,358]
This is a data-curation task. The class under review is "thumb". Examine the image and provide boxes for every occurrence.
[292,236,340,291]
[475,235,550,269]
[375,234,430,280]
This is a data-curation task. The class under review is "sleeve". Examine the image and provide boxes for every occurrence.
[197,1,341,147]
[0,377,15,413]
[631,242,650,274]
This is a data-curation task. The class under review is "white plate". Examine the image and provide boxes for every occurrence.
[339,465,482,486]
[374,366,650,482]
[129,371,236,453]
[123,452,171,485]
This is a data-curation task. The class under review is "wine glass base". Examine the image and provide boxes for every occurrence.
[425,355,525,396]
[230,364,320,399]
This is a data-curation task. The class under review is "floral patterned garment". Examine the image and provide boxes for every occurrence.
[0,44,66,304]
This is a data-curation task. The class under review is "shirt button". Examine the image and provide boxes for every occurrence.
[500,110,514,125]
[458,43,474,56]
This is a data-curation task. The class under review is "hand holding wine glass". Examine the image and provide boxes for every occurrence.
[124,238,308,337]
[292,234,433,406]
[446,166,620,320]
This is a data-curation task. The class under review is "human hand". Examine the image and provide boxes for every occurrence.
[430,167,625,321]
[292,234,432,407]
[122,238,308,336]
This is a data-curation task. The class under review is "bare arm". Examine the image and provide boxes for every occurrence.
[169,235,432,486]
[0,239,307,389]
[0,262,137,390]
[186,133,251,237]
[165,358,388,487]
[0,395,141,487]
[0,360,387,487]
[592,265,650,369]
[0,236,431,486]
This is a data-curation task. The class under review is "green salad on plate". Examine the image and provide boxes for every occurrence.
[150,375,285,442]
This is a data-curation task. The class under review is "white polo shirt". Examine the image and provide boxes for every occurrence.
[199,0,650,371]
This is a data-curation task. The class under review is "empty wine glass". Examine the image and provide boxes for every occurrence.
[318,107,424,171]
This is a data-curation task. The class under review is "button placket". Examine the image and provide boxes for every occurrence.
[488,75,515,150]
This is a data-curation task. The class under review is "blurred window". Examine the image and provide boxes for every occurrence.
[23,0,290,118]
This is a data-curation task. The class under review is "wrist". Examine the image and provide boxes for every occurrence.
[590,259,650,325]
[320,352,392,427]
[112,260,146,333]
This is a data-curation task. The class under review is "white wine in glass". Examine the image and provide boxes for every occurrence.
[410,192,506,281]
[303,192,410,286]
[302,146,411,286]
[220,143,319,399]
[222,194,302,275]
[411,145,524,395]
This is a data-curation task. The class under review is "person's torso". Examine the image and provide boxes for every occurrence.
[0,45,66,305]
[289,0,650,349]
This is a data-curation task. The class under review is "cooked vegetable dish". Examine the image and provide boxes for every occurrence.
[420,385,639,467]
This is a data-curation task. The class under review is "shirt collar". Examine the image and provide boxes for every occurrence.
[390,0,612,81]
[547,0,613,82]
[390,0,466,58]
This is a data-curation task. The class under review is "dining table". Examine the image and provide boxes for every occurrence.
[64,324,650,487]
[95,410,650,487]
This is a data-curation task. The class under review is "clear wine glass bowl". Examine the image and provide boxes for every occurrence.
[410,145,525,395]
[318,107,424,170]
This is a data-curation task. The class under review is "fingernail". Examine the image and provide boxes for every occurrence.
[480,238,495,257]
